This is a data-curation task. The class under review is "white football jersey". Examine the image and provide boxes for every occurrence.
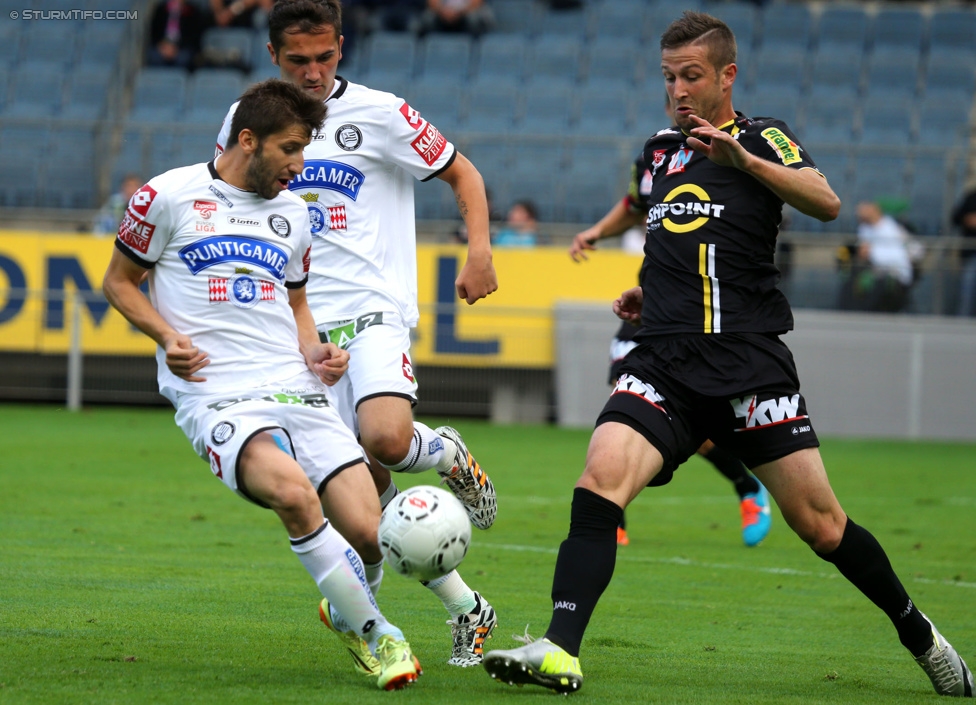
[216,77,457,327]
[115,161,314,403]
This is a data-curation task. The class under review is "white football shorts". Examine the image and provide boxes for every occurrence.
[318,311,419,434]
[174,370,367,506]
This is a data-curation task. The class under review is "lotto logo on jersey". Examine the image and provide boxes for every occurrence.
[128,184,157,217]
[118,209,156,254]
[761,127,802,166]
[399,102,425,130]
[402,352,415,383]
[193,200,217,219]
[730,393,808,430]
[666,148,693,175]
[411,122,447,166]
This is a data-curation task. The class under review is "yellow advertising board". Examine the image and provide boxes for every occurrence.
[0,232,641,366]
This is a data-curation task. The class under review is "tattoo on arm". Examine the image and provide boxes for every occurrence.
[455,194,469,218]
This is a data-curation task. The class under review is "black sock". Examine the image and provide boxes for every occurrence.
[817,518,933,657]
[704,445,758,498]
[619,510,626,530]
[544,487,623,657]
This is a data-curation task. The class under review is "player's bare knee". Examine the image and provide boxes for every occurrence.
[362,428,411,467]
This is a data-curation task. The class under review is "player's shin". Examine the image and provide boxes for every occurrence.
[379,422,453,474]
[816,517,932,656]
[545,488,622,656]
[423,570,477,616]
[291,521,403,648]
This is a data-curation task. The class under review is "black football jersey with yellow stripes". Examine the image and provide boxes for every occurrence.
[635,112,818,338]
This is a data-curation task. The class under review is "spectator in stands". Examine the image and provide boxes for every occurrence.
[93,174,143,236]
[210,0,274,28]
[419,0,494,36]
[853,201,916,312]
[493,200,540,247]
[147,0,207,69]
[952,187,976,316]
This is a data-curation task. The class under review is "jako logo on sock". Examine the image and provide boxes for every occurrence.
[554,601,576,611]
[345,548,379,609]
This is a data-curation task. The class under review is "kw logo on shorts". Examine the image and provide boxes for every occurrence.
[612,374,667,413]
[730,393,808,431]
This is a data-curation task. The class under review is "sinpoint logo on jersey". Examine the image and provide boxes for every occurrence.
[289,160,365,201]
[178,236,289,280]
[647,184,726,233]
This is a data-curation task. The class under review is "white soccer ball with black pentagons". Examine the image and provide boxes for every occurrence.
[379,485,471,581]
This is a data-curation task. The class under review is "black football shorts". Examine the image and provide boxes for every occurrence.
[596,332,820,485]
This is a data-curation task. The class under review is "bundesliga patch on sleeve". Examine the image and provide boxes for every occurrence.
[411,122,447,166]
[761,127,802,166]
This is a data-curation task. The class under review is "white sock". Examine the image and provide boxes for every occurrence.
[380,422,456,474]
[423,570,477,618]
[378,479,400,510]
[290,522,403,649]
[365,559,384,598]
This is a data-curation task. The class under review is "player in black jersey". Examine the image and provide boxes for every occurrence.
[571,148,773,549]
[484,11,972,698]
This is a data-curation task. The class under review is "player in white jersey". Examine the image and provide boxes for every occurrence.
[103,79,421,691]
[215,0,499,668]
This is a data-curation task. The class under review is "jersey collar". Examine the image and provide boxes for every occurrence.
[208,160,223,182]
[680,112,741,138]
[328,76,347,101]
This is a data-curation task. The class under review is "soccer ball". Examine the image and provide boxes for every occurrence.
[378,485,471,581]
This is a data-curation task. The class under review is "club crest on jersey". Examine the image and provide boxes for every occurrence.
[666,147,694,175]
[193,200,217,219]
[267,214,291,238]
[180,236,289,279]
[335,124,362,151]
[290,159,365,201]
[302,192,347,235]
[211,421,235,445]
[209,274,276,308]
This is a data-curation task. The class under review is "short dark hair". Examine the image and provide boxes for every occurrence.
[268,0,341,55]
[660,11,737,70]
[513,200,538,221]
[227,79,327,149]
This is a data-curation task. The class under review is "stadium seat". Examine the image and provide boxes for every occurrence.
[364,32,416,83]
[917,95,972,147]
[704,1,757,53]
[816,6,869,52]
[928,9,976,52]
[584,37,639,87]
[248,62,280,84]
[922,53,976,96]
[589,0,647,42]
[183,69,246,124]
[3,62,64,116]
[864,48,920,96]
[20,22,78,66]
[77,23,126,66]
[461,138,511,182]
[128,68,188,123]
[414,178,456,220]
[494,169,559,222]
[872,8,925,53]
[645,4,694,41]
[857,97,914,145]
[174,128,221,166]
[200,27,255,71]
[463,77,519,133]
[251,32,271,71]
[525,35,582,86]
[0,19,20,64]
[506,138,565,175]
[910,153,950,235]
[418,35,472,86]
[575,82,632,134]
[808,48,863,94]
[802,93,856,145]
[747,86,801,129]
[751,47,806,93]
[409,81,464,132]
[62,65,113,120]
[561,175,619,224]
[537,5,588,40]
[759,4,812,51]
[473,33,527,83]
[518,83,576,133]
[491,0,540,35]
[852,153,909,204]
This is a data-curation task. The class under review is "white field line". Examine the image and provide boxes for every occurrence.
[477,542,976,590]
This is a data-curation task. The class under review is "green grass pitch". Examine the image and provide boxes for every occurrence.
[1,403,973,703]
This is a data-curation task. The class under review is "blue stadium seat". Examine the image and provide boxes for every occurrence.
[409,81,464,132]
[816,6,869,51]
[747,86,800,129]
[631,90,672,136]
[808,48,863,94]
[525,35,582,86]
[251,32,271,71]
[917,94,972,146]
[802,148,849,191]
[518,83,576,133]
[3,62,64,116]
[200,27,254,70]
[463,77,519,133]
[20,22,78,66]
[494,170,559,222]
[174,128,221,166]
[852,153,909,204]
[910,153,949,235]
[858,97,914,145]
[491,0,540,35]
[414,178,456,220]
[645,5,693,41]
[752,47,806,92]
[802,93,856,145]
[77,23,126,66]
[923,52,976,96]
[561,175,619,224]
[506,139,565,175]
[589,0,647,41]
[183,68,246,124]
[0,20,19,64]
[0,65,8,111]
[62,65,113,120]
[928,9,976,51]
[864,48,920,96]
[128,68,188,123]
[759,3,811,51]
[575,82,632,134]
[537,5,588,40]
[872,8,925,53]
[584,37,639,87]
[473,33,527,82]
[364,32,417,83]
[248,62,280,84]
[418,34,472,86]
[567,141,626,184]
[703,1,758,53]
[461,138,510,183]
